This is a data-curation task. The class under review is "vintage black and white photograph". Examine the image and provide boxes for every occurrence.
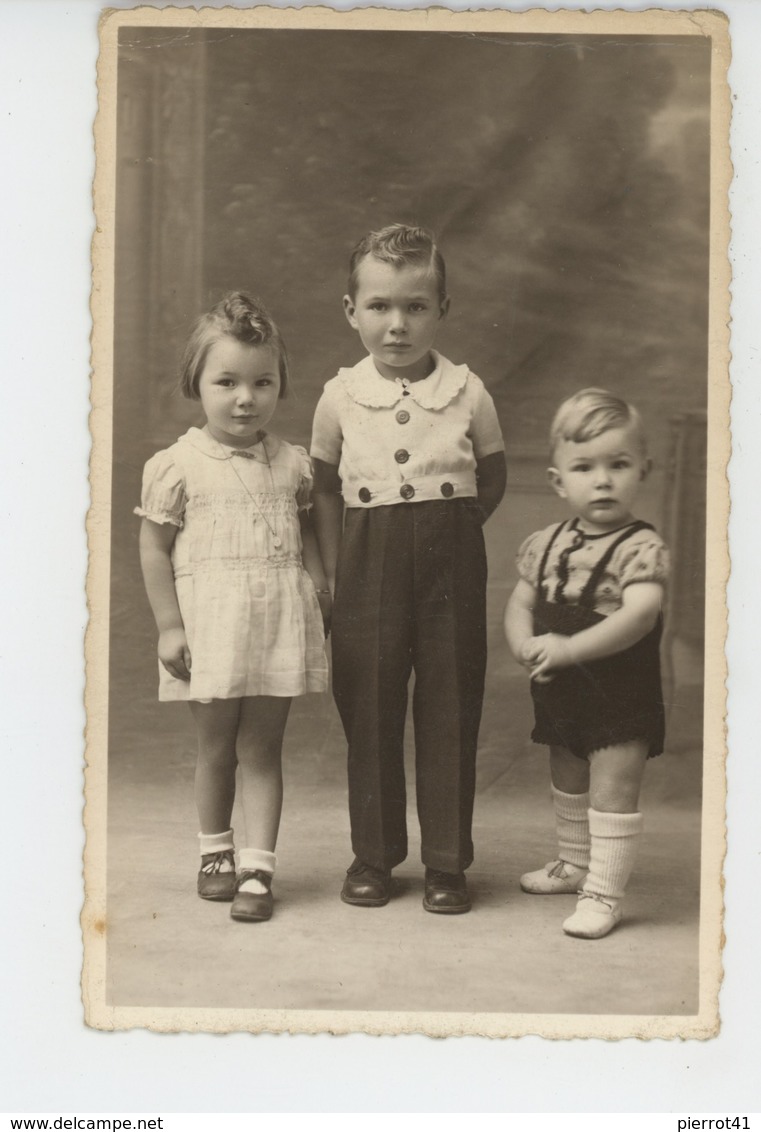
[84,5,729,1037]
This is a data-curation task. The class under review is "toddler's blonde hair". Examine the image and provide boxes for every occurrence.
[550,388,647,462]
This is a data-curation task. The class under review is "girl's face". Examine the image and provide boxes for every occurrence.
[343,256,449,382]
[198,337,281,448]
[549,426,649,534]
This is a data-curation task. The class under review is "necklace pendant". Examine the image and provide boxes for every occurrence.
[273,536,282,549]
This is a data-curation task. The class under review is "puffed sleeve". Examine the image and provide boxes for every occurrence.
[470,380,505,459]
[134,449,187,528]
[515,529,547,587]
[292,445,315,512]
[616,534,670,590]
[310,381,344,466]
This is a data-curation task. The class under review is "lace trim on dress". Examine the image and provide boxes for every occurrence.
[174,556,303,577]
[336,353,470,411]
[294,446,314,512]
[133,507,184,528]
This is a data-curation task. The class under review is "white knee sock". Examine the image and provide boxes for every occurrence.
[553,788,591,870]
[238,848,277,895]
[198,829,235,870]
[583,809,643,901]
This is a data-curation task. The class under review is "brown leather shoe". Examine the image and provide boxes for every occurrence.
[423,868,471,914]
[230,869,273,922]
[340,859,391,907]
[197,849,236,902]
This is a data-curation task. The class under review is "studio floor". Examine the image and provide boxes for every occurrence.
[104,481,702,1019]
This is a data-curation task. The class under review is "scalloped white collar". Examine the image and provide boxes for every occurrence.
[336,352,470,411]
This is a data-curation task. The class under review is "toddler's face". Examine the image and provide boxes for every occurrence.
[549,426,649,534]
[198,336,281,448]
[343,256,448,382]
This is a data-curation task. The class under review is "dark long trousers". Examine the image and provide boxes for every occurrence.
[331,500,487,873]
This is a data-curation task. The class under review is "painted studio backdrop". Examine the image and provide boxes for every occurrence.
[108,28,709,1015]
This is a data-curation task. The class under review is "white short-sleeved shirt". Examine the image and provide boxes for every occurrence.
[310,352,504,507]
[517,521,670,617]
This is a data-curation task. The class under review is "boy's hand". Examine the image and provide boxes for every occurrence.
[158,627,192,681]
[317,591,332,638]
[528,633,574,681]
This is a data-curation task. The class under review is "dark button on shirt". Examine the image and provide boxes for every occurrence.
[396,410,410,424]
[400,483,415,500]
[440,482,455,498]
[358,487,372,503]
[394,449,410,464]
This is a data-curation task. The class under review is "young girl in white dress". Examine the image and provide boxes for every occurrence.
[136,293,329,923]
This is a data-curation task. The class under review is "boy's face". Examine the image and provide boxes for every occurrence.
[548,426,649,534]
[343,256,449,382]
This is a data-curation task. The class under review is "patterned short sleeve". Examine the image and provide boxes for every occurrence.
[616,535,670,590]
[134,449,187,528]
[515,529,548,587]
[292,445,315,512]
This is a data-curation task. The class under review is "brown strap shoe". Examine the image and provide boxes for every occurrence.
[197,849,236,902]
[230,869,273,922]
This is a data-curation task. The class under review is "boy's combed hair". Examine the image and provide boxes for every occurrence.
[180,291,290,401]
[347,223,447,302]
[550,388,647,460]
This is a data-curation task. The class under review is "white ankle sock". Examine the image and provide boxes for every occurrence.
[198,829,235,870]
[583,809,643,901]
[552,787,591,870]
[238,848,277,895]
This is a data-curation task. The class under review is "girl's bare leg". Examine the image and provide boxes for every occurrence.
[189,699,241,834]
[236,696,292,853]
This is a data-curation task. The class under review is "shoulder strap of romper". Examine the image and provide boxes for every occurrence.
[536,521,572,591]
[579,521,656,605]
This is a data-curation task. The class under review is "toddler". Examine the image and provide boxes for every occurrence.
[505,388,668,938]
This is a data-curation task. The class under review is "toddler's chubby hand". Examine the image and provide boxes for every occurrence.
[519,637,543,666]
[518,637,554,684]
[528,633,574,682]
[159,627,192,681]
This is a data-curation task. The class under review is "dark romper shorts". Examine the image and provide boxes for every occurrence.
[530,520,666,760]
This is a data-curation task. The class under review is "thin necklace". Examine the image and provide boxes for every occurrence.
[215,433,282,549]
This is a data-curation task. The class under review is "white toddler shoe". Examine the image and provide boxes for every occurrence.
[562,892,623,939]
[520,859,588,895]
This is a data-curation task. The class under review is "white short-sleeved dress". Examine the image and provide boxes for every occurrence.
[136,426,329,702]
